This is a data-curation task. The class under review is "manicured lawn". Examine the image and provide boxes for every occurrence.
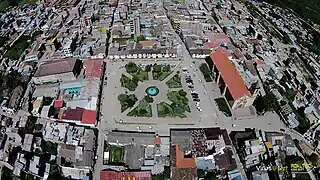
[157,90,190,118]
[166,73,182,88]
[199,63,213,82]
[127,99,152,117]
[214,98,232,117]
[167,91,190,112]
[108,146,123,163]
[157,102,176,117]
[152,64,172,81]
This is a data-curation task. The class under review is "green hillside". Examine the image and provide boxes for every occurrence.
[0,0,37,12]
[263,0,320,24]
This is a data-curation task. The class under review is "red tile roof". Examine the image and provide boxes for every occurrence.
[61,108,84,121]
[210,50,251,100]
[100,171,152,180]
[175,144,196,168]
[54,100,64,108]
[84,59,104,78]
[81,110,96,124]
[139,41,155,47]
[154,136,161,145]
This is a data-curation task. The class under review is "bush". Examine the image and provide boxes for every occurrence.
[145,64,152,72]
[41,141,58,155]
[145,95,154,103]
[153,64,162,72]
[120,74,138,91]
[125,62,138,73]
[136,35,146,42]
[118,94,137,112]
[178,89,187,96]
[162,65,171,72]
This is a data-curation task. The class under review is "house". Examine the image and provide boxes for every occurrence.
[32,58,82,84]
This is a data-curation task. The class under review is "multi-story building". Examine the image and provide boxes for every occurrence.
[207,50,257,109]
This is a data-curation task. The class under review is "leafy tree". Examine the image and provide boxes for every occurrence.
[41,141,58,155]
[136,35,146,42]
[178,89,187,97]
[253,93,279,113]
[181,96,189,105]
[162,65,171,72]
[145,64,152,72]
[153,64,162,72]
[132,75,139,83]
[284,89,296,101]
[126,62,138,73]
[118,94,128,102]
[145,95,154,103]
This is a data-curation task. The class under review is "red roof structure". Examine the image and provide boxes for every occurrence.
[100,170,152,180]
[81,110,96,124]
[206,32,230,45]
[61,108,84,121]
[175,144,196,168]
[210,50,251,100]
[54,100,64,108]
[84,59,104,78]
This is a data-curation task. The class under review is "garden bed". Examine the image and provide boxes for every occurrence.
[157,90,190,118]
[118,93,138,112]
[108,146,124,163]
[152,64,172,81]
[214,98,232,117]
[120,74,138,91]
[127,99,152,117]
[199,63,213,82]
[166,73,182,88]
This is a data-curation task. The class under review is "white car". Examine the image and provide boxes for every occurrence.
[198,79,202,83]
[204,90,207,94]
[198,108,203,112]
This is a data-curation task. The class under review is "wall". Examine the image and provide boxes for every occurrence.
[32,72,76,84]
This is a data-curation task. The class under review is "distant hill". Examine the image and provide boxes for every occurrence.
[0,0,37,12]
[262,0,320,25]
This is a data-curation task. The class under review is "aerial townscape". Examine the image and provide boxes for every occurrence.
[0,0,320,180]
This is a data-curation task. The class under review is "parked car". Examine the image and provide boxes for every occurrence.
[193,99,200,102]
[188,85,194,88]
[192,94,199,98]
